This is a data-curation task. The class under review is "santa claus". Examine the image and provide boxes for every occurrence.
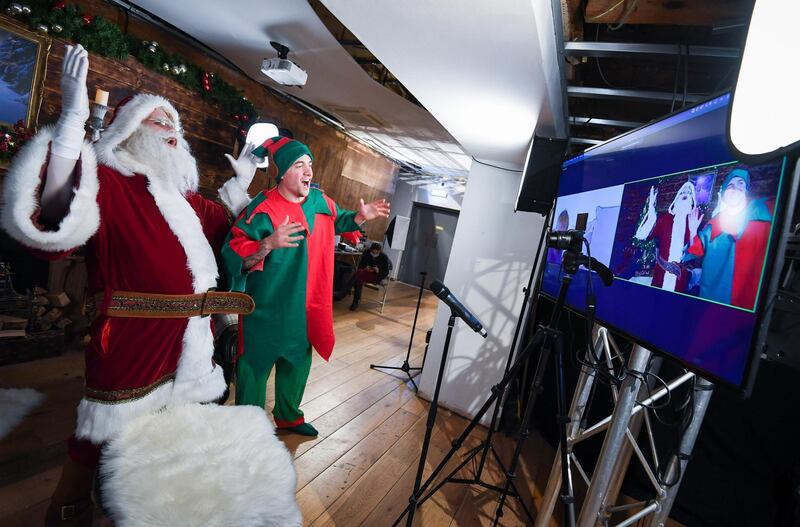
[1,44,263,525]
[634,181,703,292]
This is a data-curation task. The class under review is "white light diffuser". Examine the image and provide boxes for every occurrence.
[245,123,280,168]
[729,1,800,160]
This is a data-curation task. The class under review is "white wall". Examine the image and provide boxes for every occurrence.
[418,161,546,424]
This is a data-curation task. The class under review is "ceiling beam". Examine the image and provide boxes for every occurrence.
[562,0,584,41]
[569,116,643,128]
[564,42,739,59]
[567,86,704,104]
[584,0,754,26]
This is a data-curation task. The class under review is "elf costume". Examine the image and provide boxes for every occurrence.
[684,169,773,310]
[222,138,361,433]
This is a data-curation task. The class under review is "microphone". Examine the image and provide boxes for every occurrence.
[429,280,488,338]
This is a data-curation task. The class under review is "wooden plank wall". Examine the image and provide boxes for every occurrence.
[26,0,397,241]
[584,0,754,26]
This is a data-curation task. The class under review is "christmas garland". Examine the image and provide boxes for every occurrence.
[2,0,259,133]
[0,121,33,162]
[127,37,258,129]
[2,1,127,59]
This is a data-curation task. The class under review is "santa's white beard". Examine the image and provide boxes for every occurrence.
[662,213,688,292]
[672,198,692,216]
[115,127,199,195]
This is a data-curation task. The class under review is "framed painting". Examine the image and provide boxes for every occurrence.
[0,17,51,129]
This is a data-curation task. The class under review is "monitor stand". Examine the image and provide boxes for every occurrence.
[534,325,714,527]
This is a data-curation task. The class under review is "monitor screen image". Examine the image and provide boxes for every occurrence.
[542,93,790,390]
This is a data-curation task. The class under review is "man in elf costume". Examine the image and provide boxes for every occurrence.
[222,137,390,436]
[683,168,773,310]
[2,44,260,525]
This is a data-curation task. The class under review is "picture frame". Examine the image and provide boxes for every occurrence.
[0,16,51,130]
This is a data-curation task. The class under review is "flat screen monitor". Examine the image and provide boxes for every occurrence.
[542,93,792,392]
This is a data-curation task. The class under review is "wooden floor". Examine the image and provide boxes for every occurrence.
[0,282,557,526]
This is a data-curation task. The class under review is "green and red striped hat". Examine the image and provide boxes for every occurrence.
[252,136,313,182]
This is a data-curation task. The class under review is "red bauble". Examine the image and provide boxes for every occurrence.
[233,114,240,121]
[53,1,66,10]
[239,129,246,136]
[242,115,249,122]
[82,14,92,25]
[203,85,211,92]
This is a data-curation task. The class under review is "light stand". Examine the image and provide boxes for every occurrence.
[370,271,427,391]
[453,219,550,489]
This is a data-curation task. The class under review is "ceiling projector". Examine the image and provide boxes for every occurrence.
[261,41,307,86]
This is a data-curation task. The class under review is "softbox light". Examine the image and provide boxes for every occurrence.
[245,122,280,168]
[728,1,800,162]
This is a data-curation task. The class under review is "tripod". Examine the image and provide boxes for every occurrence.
[371,271,427,391]
[396,248,595,527]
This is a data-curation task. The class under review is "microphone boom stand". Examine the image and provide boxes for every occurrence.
[371,271,427,391]
[402,310,457,527]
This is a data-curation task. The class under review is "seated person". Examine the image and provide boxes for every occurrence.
[350,242,391,310]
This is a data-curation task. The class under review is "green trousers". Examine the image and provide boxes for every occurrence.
[235,347,313,428]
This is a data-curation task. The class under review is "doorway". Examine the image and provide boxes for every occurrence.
[397,203,459,285]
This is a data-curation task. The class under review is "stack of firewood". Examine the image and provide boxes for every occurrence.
[0,313,28,339]
[32,286,73,333]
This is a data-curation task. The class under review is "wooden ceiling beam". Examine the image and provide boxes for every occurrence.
[584,0,753,26]
[562,0,585,41]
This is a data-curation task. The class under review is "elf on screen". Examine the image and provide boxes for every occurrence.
[541,93,787,388]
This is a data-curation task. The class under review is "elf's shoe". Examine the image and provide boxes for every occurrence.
[286,422,318,436]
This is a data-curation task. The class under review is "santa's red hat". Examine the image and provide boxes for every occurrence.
[95,93,183,177]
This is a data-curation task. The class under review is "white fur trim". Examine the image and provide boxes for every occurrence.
[100,404,302,527]
[218,178,251,217]
[74,324,226,444]
[74,382,173,443]
[0,388,46,439]
[95,94,182,178]
[145,177,224,407]
[171,317,225,405]
[146,177,218,293]
[1,126,100,251]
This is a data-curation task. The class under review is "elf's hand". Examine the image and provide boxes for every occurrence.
[263,216,305,250]
[354,198,390,224]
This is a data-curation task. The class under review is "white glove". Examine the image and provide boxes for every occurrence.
[52,44,90,160]
[224,142,265,192]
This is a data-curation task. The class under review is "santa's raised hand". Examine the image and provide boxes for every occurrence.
[224,141,264,193]
[647,186,657,216]
[688,206,704,240]
[354,198,390,224]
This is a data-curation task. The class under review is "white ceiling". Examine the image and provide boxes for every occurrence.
[322,0,566,170]
[130,0,564,176]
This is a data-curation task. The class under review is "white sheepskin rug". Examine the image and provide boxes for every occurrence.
[0,388,46,439]
[99,403,301,527]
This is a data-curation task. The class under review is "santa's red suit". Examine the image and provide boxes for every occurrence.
[1,95,251,453]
